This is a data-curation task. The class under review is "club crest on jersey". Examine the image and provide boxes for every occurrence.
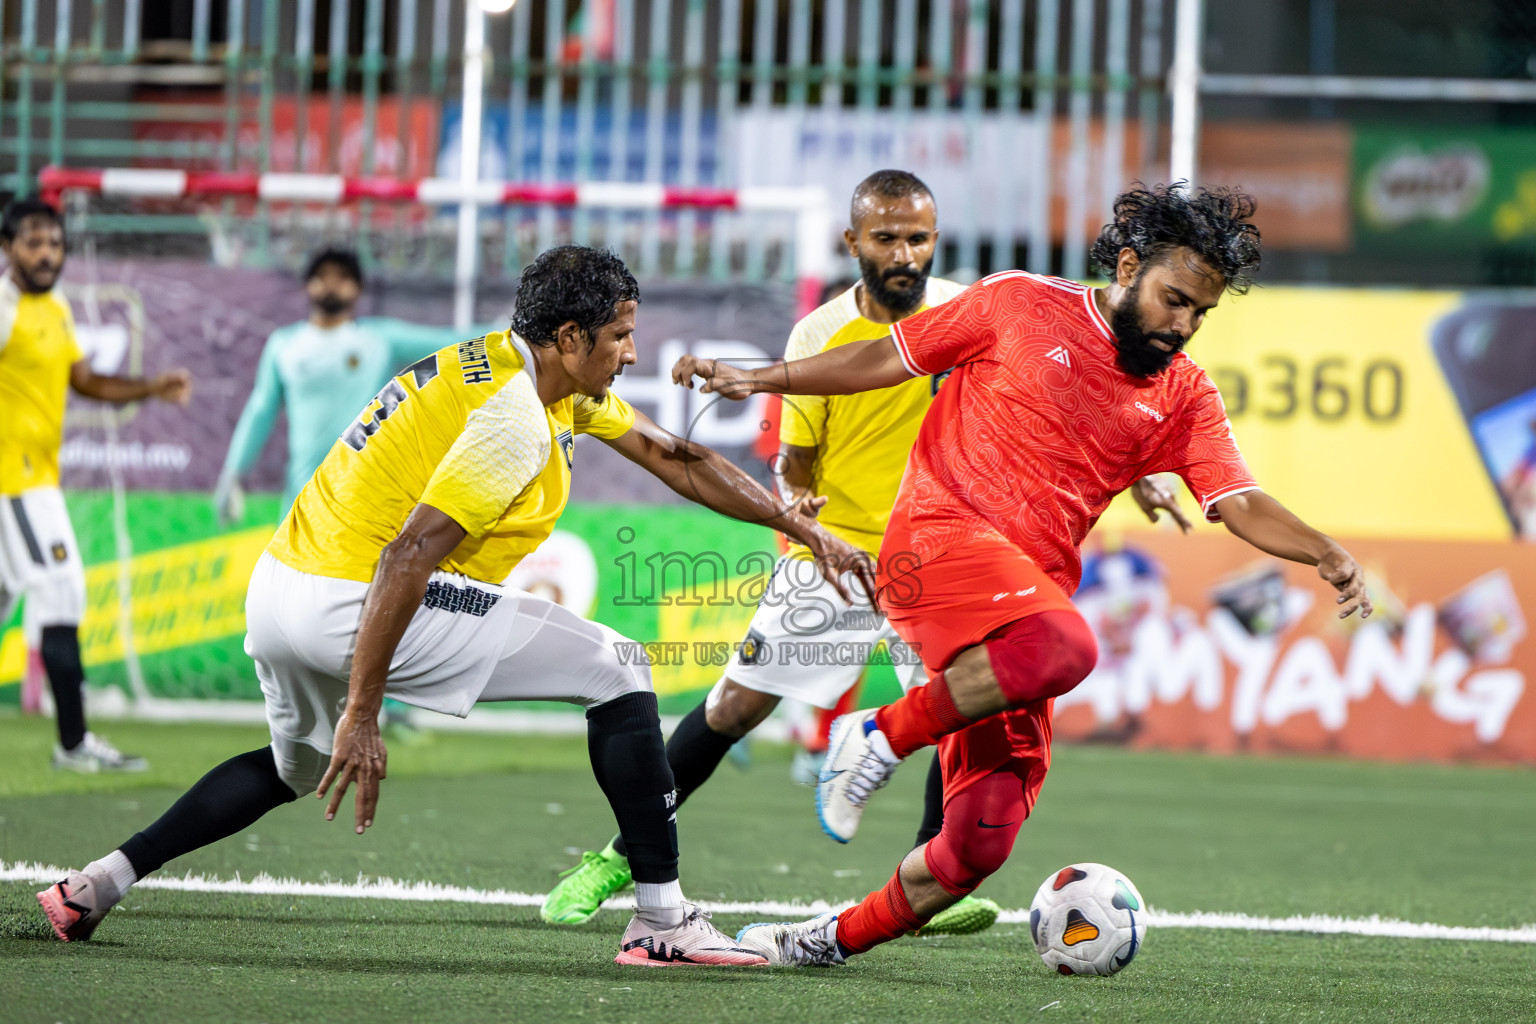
[930,368,954,395]
[557,429,575,469]
[739,629,769,665]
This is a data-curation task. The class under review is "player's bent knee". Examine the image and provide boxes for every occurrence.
[985,609,1098,706]
[703,678,777,738]
[269,735,328,796]
[924,824,1020,896]
[582,625,656,708]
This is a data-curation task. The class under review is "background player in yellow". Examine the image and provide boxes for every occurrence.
[38,245,867,967]
[0,197,192,773]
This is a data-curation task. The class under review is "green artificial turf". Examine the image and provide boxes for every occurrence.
[2,715,1532,1023]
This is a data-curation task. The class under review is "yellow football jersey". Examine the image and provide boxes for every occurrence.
[779,277,968,556]
[0,278,84,494]
[269,330,635,586]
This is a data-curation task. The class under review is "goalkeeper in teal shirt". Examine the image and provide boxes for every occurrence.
[214,248,479,524]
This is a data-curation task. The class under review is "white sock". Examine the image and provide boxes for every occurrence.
[633,879,685,929]
[86,850,139,896]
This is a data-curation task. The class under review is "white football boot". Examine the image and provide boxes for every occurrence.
[735,913,847,966]
[815,710,902,843]
[614,902,769,966]
[52,732,148,773]
[36,867,123,942]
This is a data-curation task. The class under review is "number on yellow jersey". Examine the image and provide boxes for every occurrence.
[342,354,440,452]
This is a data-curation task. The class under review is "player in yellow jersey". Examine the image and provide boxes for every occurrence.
[0,198,192,773]
[542,172,1192,934]
[38,245,866,966]
[543,172,974,929]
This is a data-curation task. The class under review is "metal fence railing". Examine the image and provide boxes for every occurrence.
[7,1,1536,287]
[1,0,1172,284]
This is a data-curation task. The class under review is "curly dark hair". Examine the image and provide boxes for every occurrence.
[1089,182,1261,295]
[304,246,364,287]
[510,245,641,350]
[1,195,63,243]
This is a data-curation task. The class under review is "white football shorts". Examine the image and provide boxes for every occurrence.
[245,552,651,793]
[720,553,928,709]
[0,486,86,627]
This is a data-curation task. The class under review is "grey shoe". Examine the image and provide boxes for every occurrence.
[53,732,148,773]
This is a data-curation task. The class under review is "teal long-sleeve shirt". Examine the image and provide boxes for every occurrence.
[219,317,489,517]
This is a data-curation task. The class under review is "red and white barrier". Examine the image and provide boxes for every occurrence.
[38,166,833,314]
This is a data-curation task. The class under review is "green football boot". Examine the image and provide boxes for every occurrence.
[913,894,1002,936]
[540,842,634,925]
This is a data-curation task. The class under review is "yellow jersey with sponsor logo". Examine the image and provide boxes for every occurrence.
[269,330,635,585]
[0,279,84,494]
[778,277,968,556]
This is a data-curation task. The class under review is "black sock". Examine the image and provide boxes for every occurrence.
[40,625,87,751]
[612,700,736,859]
[586,692,679,884]
[913,752,945,849]
[118,747,299,878]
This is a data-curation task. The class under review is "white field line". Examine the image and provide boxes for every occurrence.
[5,861,1534,945]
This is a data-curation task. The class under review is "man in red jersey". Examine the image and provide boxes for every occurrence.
[672,183,1372,966]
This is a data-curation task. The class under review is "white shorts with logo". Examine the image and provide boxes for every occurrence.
[721,554,928,709]
[246,552,651,793]
[0,486,86,627]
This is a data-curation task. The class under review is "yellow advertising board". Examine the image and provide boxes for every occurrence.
[1098,287,1511,541]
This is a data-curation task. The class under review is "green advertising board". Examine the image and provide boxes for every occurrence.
[1354,124,1536,254]
[0,493,905,718]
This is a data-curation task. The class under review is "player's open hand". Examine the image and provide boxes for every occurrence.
[1131,475,1193,534]
[318,709,389,834]
[803,525,879,610]
[1318,545,1372,620]
[151,368,193,406]
[670,355,759,399]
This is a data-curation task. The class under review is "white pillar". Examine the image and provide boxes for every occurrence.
[1168,0,1204,191]
[454,6,488,332]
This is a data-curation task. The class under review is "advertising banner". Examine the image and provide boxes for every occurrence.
[1354,124,1536,254]
[1059,530,1532,763]
[133,95,440,179]
[6,268,1533,763]
[732,112,1351,252]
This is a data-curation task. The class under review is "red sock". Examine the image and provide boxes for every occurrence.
[835,869,926,956]
[811,683,861,753]
[874,672,973,758]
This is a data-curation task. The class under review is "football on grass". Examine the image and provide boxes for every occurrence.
[1029,862,1147,976]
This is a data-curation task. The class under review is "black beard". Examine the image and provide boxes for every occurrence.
[14,264,59,293]
[859,254,931,315]
[1110,282,1185,378]
[314,294,351,316]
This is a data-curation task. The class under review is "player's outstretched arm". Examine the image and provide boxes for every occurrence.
[1213,490,1372,620]
[318,502,467,834]
[69,358,192,406]
[603,411,877,603]
[671,336,914,400]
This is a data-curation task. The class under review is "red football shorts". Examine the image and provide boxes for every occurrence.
[878,533,1079,806]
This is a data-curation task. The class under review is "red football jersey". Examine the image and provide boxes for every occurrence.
[883,270,1258,594]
